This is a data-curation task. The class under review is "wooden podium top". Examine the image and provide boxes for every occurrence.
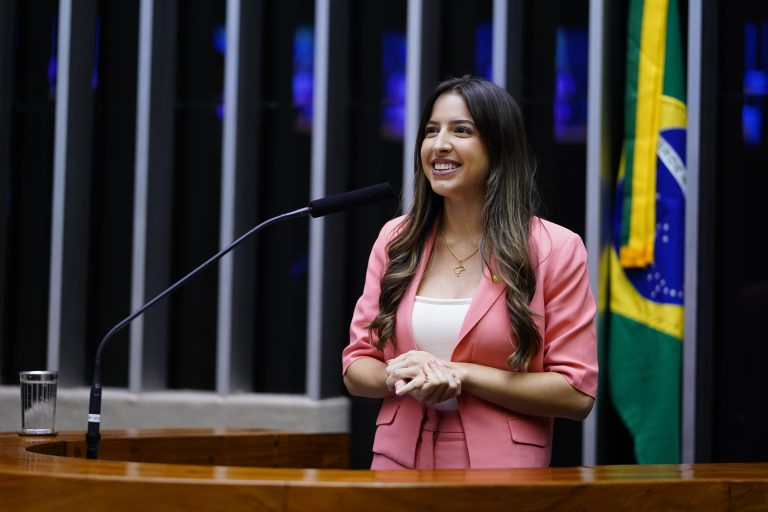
[1,429,767,511]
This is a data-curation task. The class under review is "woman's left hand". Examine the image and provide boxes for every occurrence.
[386,351,461,405]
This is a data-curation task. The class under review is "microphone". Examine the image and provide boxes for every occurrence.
[308,182,394,218]
[86,183,396,459]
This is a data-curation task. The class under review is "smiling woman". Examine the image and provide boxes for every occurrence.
[341,76,598,470]
[421,92,490,209]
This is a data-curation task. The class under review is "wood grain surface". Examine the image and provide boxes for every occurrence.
[1,429,766,511]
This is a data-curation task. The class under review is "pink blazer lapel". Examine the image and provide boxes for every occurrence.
[457,267,506,343]
[398,222,506,356]
[397,224,438,354]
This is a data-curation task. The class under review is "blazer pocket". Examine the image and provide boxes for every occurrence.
[376,399,401,426]
[507,417,550,447]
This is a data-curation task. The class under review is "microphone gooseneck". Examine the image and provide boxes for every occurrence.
[86,206,309,459]
[86,184,395,460]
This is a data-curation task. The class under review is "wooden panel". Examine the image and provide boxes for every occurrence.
[731,482,768,512]
[1,429,767,512]
[25,429,348,468]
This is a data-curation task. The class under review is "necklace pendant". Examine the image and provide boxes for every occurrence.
[453,262,466,277]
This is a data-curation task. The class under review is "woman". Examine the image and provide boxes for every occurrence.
[342,76,598,469]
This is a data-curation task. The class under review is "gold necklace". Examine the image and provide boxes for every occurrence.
[440,230,480,277]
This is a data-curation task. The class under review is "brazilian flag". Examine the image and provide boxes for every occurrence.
[609,0,686,463]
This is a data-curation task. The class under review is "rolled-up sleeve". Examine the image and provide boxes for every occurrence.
[541,232,598,398]
[341,218,403,375]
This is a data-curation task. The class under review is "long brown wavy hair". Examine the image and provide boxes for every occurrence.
[367,76,543,372]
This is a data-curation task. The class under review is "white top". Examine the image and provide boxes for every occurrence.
[412,296,472,410]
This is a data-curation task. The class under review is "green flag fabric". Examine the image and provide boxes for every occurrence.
[608,0,686,464]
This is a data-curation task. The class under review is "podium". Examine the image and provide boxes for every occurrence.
[1,429,767,511]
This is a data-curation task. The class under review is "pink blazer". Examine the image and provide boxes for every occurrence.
[342,215,598,468]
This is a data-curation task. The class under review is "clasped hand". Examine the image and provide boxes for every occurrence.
[385,350,462,405]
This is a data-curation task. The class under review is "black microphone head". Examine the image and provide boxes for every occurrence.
[308,183,396,218]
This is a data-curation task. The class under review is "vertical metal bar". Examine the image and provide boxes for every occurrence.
[682,0,703,465]
[492,0,507,88]
[47,0,73,372]
[402,0,422,212]
[216,0,241,395]
[582,0,605,467]
[129,0,154,393]
[306,0,330,400]
[0,1,15,380]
